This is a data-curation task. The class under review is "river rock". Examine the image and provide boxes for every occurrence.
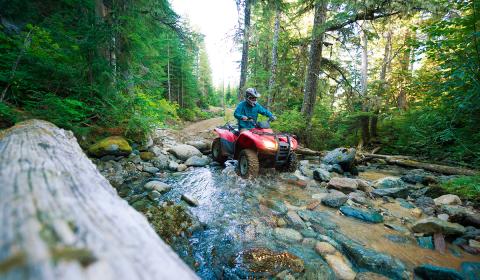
[148,190,162,200]
[322,147,356,172]
[313,168,331,182]
[185,155,211,167]
[315,242,336,256]
[411,217,466,235]
[330,232,409,279]
[151,154,170,170]
[181,194,199,207]
[441,205,480,227]
[266,199,288,214]
[240,248,304,275]
[297,210,338,230]
[348,191,373,207]
[274,228,303,243]
[286,211,306,229]
[140,151,155,161]
[416,236,434,250]
[414,264,463,280]
[327,177,358,193]
[325,253,356,280]
[434,194,462,206]
[372,187,409,199]
[177,164,187,172]
[374,177,406,189]
[415,196,436,215]
[303,260,336,280]
[168,144,202,161]
[149,145,163,156]
[143,166,159,174]
[322,191,348,208]
[88,136,132,157]
[356,179,373,193]
[185,140,210,152]
[461,262,480,280]
[340,206,383,223]
[168,160,179,171]
[401,169,438,185]
[144,181,172,193]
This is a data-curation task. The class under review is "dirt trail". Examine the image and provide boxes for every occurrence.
[177,109,233,142]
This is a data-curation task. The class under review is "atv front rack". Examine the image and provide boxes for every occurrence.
[251,131,293,165]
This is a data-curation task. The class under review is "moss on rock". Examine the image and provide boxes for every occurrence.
[88,136,132,157]
[146,203,192,245]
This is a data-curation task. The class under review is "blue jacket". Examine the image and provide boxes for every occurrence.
[234,101,273,130]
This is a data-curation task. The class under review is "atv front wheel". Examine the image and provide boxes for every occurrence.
[212,138,227,164]
[237,149,259,178]
[277,152,298,172]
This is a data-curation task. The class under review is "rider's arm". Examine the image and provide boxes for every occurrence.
[257,104,274,119]
[234,103,247,120]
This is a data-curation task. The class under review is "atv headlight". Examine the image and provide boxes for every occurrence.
[264,140,278,150]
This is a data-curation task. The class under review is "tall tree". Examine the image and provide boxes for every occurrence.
[238,0,252,100]
[267,0,281,108]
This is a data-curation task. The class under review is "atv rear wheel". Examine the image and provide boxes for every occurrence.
[212,138,227,164]
[237,149,259,178]
[277,152,298,172]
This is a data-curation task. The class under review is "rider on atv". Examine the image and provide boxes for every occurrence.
[234,88,276,131]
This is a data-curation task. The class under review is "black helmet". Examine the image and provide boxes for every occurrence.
[245,88,260,106]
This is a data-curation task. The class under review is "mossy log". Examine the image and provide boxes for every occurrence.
[0,120,198,279]
[362,153,479,176]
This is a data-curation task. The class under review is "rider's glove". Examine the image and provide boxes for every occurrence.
[241,116,248,121]
[269,115,277,121]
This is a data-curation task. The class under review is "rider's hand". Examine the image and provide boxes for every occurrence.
[269,115,277,121]
[241,116,248,121]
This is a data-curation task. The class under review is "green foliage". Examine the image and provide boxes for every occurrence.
[0,102,19,127]
[441,176,480,201]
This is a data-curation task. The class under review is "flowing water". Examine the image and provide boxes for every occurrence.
[157,162,479,279]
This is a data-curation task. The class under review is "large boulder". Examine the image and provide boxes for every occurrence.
[372,187,409,199]
[374,177,406,189]
[434,194,462,206]
[185,140,210,152]
[411,217,466,235]
[414,264,463,280]
[322,191,348,208]
[314,168,331,182]
[144,181,172,194]
[440,205,480,227]
[327,177,358,193]
[88,136,132,157]
[151,154,170,170]
[322,148,356,172]
[168,144,202,161]
[273,228,303,243]
[339,206,384,223]
[401,169,438,185]
[184,155,211,167]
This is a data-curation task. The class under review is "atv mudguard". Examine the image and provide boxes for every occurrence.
[214,128,235,156]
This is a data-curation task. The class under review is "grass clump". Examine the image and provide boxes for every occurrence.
[441,175,480,201]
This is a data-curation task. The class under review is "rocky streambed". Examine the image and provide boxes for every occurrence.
[88,128,480,280]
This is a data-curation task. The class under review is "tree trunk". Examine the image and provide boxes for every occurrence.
[360,24,370,145]
[361,153,479,176]
[238,0,251,101]
[167,36,171,102]
[0,120,198,280]
[267,2,281,109]
[397,31,411,110]
[301,0,327,127]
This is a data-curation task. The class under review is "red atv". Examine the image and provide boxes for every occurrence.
[211,119,299,178]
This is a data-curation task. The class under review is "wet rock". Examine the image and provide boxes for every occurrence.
[307,199,321,210]
[469,239,480,249]
[414,264,463,280]
[384,223,411,235]
[372,187,409,199]
[328,164,344,174]
[140,151,155,161]
[151,154,170,170]
[324,253,356,280]
[297,210,338,230]
[315,242,336,256]
[185,140,210,152]
[177,164,187,172]
[322,191,348,208]
[461,262,480,280]
[148,190,162,200]
[168,144,202,161]
[185,155,211,167]
[322,147,356,172]
[354,272,390,280]
[131,198,150,212]
[434,194,462,206]
[168,160,179,171]
[286,211,307,229]
[401,169,437,185]
[329,232,409,279]
[410,187,431,199]
[181,194,199,207]
[396,198,415,209]
[88,136,132,157]
[356,179,373,193]
[416,236,434,250]
[313,168,331,182]
[300,229,318,239]
[411,217,466,235]
[440,205,480,227]
[438,213,450,221]
[312,192,328,201]
[373,177,406,189]
[384,234,412,244]
[149,145,163,156]
[339,206,383,223]
[302,260,336,280]
[302,238,318,248]
[348,191,373,207]
[273,228,303,243]
[143,166,159,174]
[415,196,436,216]
[276,217,287,227]
[144,181,172,194]
[327,177,358,193]
[266,199,288,214]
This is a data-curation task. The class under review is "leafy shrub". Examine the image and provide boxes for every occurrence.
[0,102,19,128]
[441,176,480,201]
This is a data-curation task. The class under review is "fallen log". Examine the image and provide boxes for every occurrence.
[296,146,325,156]
[0,120,198,280]
[361,153,479,176]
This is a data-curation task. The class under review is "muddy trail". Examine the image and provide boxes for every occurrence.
[93,117,480,280]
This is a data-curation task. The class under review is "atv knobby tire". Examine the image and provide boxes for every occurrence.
[277,152,298,172]
[212,138,227,164]
[237,149,259,178]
